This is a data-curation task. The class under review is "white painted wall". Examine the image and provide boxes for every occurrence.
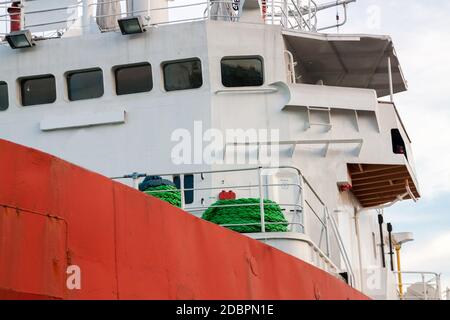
[0,20,417,299]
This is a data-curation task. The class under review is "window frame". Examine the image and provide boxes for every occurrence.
[66,67,104,102]
[220,55,264,88]
[0,81,8,111]
[391,128,408,160]
[173,174,194,205]
[19,74,57,107]
[113,62,153,96]
[162,58,203,92]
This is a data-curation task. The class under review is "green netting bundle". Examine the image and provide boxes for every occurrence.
[202,198,288,233]
[143,184,181,208]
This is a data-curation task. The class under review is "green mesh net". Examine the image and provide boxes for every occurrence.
[144,185,182,208]
[202,198,288,233]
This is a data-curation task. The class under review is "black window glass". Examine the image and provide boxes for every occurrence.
[173,174,194,205]
[0,81,8,111]
[391,129,408,160]
[163,59,202,91]
[221,57,264,87]
[67,68,104,101]
[20,75,56,106]
[115,63,152,95]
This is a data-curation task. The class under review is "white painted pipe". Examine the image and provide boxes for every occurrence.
[354,210,364,293]
[388,56,394,103]
[258,167,266,233]
[82,0,95,33]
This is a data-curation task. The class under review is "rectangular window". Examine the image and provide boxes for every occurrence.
[67,68,104,101]
[20,75,56,106]
[0,81,8,111]
[173,174,194,205]
[221,56,264,87]
[391,129,408,160]
[114,62,152,95]
[163,58,202,91]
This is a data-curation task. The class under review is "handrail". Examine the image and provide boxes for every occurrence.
[393,271,442,300]
[325,207,356,287]
[284,49,297,83]
[1,0,356,38]
[215,87,278,94]
[111,165,303,180]
[24,2,83,15]
[112,165,355,286]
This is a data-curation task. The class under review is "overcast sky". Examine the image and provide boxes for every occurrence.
[336,0,450,294]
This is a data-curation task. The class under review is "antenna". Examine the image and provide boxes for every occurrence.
[313,0,357,31]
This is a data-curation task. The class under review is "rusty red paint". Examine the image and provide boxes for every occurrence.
[0,139,369,300]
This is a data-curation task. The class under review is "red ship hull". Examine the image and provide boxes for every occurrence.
[0,139,368,300]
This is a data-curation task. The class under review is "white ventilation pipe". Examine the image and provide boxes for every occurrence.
[82,0,95,33]
[127,0,150,19]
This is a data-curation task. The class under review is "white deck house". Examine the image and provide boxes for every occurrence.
[0,0,439,300]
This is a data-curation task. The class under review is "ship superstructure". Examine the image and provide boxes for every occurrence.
[0,0,443,300]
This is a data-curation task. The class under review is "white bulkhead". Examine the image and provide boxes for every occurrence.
[0,0,427,299]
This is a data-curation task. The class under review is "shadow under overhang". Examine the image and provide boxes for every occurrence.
[347,163,420,208]
[283,31,407,98]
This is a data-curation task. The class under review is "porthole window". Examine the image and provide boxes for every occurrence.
[20,74,56,106]
[163,58,202,91]
[0,81,8,111]
[114,62,153,95]
[67,68,104,101]
[221,56,264,87]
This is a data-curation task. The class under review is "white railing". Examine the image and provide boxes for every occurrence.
[112,166,305,233]
[265,0,317,31]
[395,271,442,300]
[1,0,354,38]
[112,165,356,287]
[302,175,356,286]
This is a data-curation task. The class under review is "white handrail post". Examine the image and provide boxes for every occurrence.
[131,172,140,189]
[180,174,186,210]
[18,0,25,30]
[422,273,427,300]
[388,55,394,103]
[324,207,331,257]
[132,178,139,189]
[436,273,442,300]
[258,167,266,233]
[271,0,274,24]
[299,174,306,234]
[147,0,151,23]
[206,0,210,20]
[308,0,312,29]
